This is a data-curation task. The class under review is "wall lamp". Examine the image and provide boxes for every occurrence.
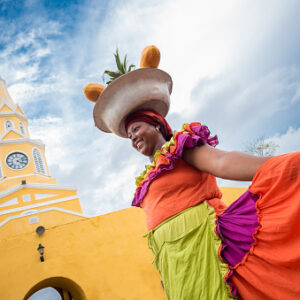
[37,244,45,262]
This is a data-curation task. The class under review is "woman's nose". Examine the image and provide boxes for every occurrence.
[131,131,137,140]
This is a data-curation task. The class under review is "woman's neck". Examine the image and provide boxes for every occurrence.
[149,138,166,162]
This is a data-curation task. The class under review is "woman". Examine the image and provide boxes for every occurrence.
[125,109,300,300]
[87,65,300,300]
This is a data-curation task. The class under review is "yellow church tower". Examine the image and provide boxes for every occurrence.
[0,76,83,227]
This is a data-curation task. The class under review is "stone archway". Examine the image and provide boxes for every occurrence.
[23,277,86,300]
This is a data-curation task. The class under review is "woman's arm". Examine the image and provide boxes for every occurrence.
[183,143,271,181]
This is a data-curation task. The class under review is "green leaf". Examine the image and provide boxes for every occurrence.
[128,64,135,72]
[103,70,122,78]
[123,54,127,72]
[114,49,125,74]
[102,48,136,84]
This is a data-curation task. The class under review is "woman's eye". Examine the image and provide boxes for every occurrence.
[134,127,139,132]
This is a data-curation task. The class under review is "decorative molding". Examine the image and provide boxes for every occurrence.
[0,197,18,207]
[0,195,80,215]
[35,193,57,200]
[0,182,77,199]
[22,194,31,202]
[0,111,27,120]
[0,172,51,183]
[0,207,86,227]
[21,209,38,216]
[0,128,23,140]
[0,138,45,148]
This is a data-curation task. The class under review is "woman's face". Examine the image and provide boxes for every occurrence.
[127,121,166,159]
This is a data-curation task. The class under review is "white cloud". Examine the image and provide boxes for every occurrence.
[217,126,300,188]
[1,0,300,217]
[187,66,300,150]
[267,127,300,155]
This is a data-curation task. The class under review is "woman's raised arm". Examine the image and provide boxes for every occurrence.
[183,143,271,181]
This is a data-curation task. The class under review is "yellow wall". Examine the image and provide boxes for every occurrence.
[0,187,247,300]
[0,207,166,300]
[220,186,247,205]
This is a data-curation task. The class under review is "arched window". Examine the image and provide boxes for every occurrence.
[33,148,46,175]
[5,120,13,131]
[19,121,26,135]
[28,287,62,300]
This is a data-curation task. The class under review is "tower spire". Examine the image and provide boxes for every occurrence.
[0,77,17,110]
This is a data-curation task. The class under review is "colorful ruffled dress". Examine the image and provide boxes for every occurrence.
[132,122,300,300]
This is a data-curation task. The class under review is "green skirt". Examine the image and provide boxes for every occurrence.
[145,202,236,300]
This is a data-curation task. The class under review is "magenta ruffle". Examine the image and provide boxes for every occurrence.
[216,190,259,297]
[131,124,218,207]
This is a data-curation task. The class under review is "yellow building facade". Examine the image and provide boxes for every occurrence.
[0,77,246,299]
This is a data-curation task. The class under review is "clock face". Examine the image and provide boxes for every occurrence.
[6,152,29,170]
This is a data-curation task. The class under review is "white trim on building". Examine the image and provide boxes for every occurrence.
[0,207,86,227]
[0,138,45,148]
[0,172,51,183]
[0,110,27,120]
[0,195,80,216]
[0,182,77,199]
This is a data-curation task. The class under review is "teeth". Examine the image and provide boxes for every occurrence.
[137,140,142,149]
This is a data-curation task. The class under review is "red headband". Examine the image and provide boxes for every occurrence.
[125,110,172,139]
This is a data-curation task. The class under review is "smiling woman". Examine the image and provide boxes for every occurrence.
[125,110,173,160]
[85,46,300,300]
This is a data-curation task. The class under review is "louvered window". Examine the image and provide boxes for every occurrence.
[33,148,46,175]
[19,122,25,135]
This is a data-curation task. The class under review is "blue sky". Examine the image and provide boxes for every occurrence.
[1,0,300,221]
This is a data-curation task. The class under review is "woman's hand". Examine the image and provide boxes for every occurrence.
[183,143,271,181]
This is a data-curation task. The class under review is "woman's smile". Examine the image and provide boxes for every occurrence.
[127,121,166,161]
[136,139,143,150]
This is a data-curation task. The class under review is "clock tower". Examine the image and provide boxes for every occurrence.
[0,76,56,190]
[0,77,83,226]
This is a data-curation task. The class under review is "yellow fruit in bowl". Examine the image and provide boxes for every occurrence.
[140,45,160,68]
[83,83,106,102]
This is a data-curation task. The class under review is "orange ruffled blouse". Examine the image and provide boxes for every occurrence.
[140,159,226,230]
